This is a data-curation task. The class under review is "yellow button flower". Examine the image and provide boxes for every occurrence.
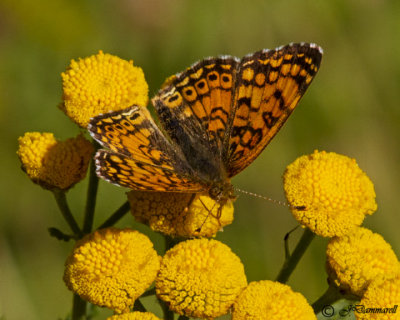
[326,227,400,298]
[232,280,316,320]
[356,275,400,320]
[156,238,247,319]
[64,228,160,313]
[17,132,93,190]
[128,191,234,237]
[60,51,149,128]
[283,150,377,237]
[107,312,161,320]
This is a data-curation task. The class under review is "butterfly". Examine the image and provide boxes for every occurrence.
[88,43,323,208]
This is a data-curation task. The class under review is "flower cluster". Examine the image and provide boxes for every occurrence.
[107,312,162,320]
[64,228,160,313]
[284,150,399,315]
[357,275,400,320]
[232,280,316,320]
[128,191,234,237]
[156,238,247,318]
[17,132,93,190]
[17,49,399,320]
[326,227,400,297]
[60,50,148,127]
[283,150,377,237]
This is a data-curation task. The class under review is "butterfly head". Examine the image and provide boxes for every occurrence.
[208,181,237,204]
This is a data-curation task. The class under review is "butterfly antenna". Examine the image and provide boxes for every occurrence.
[234,187,305,211]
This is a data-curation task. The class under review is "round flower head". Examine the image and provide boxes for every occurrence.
[128,191,234,237]
[60,50,149,128]
[356,275,400,320]
[107,312,161,320]
[232,280,316,320]
[17,132,93,190]
[64,228,160,313]
[326,227,400,297]
[156,238,247,319]
[283,150,377,237]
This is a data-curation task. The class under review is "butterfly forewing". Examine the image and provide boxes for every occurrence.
[152,57,239,182]
[225,43,323,177]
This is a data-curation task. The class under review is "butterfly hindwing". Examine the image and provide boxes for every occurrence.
[88,105,203,192]
[226,43,323,177]
[94,150,203,192]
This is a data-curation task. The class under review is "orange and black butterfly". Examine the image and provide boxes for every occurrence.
[88,43,323,206]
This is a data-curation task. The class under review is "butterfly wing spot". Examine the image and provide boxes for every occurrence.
[255,73,266,86]
[242,68,254,81]
[195,79,209,94]
[182,86,197,102]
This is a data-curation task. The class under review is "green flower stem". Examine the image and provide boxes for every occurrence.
[159,297,174,320]
[312,285,343,314]
[134,299,147,312]
[82,157,99,234]
[275,228,315,283]
[312,285,360,314]
[141,287,156,298]
[53,190,82,237]
[158,235,177,320]
[72,293,86,320]
[178,316,189,320]
[98,201,130,229]
[165,235,180,252]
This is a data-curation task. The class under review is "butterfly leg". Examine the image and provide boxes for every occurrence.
[194,197,224,234]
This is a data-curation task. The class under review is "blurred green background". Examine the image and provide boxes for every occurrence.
[1,0,400,319]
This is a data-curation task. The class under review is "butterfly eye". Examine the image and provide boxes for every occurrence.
[209,186,221,200]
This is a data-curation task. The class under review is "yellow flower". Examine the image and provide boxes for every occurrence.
[156,238,247,319]
[60,50,148,128]
[64,228,160,313]
[232,280,316,320]
[283,150,377,237]
[17,132,93,190]
[356,275,400,320]
[128,191,234,237]
[107,312,162,320]
[326,227,400,297]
